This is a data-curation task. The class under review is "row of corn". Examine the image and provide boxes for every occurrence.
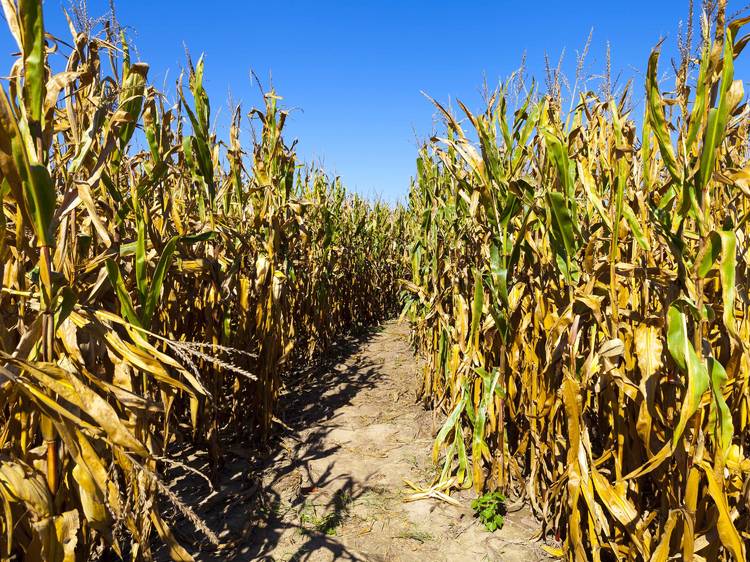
[0,2,406,560]
[403,9,750,562]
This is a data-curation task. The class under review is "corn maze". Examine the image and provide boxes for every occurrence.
[2,0,750,560]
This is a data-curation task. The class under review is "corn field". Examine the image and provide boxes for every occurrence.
[0,1,405,559]
[403,6,750,562]
[4,0,750,561]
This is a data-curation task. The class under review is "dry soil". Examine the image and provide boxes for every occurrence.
[161,320,550,562]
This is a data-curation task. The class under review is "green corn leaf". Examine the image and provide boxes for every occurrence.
[469,268,484,352]
[685,43,711,155]
[142,92,161,163]
[181,231,216,244]
[26,163,56,246]
[116,63,148,155]
[135,216,147,306]
[707,357,733,457]
[698,30,738,194]
[433,391,467,463]
[142,236,178,329]
[471,400,487,489]
[622,202,650,251]
[455,422,469,486]
[105,260,142,328]
[698,231,723,277]
[717,230,738,338]
[543,128,575,204]
[489,242,508,307]
[0,86,54,245]
[190,56,210,137]
[438,441,456,483]
[697,230,738,337]
[645,48,681,183]
[19,0,45,125]
[546,191,578,281]
[666,304,709,447]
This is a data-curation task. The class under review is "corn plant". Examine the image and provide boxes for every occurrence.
[404,10,750,561]
[0,2,406,560]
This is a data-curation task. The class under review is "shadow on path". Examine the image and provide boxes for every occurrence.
[157,323,390,561]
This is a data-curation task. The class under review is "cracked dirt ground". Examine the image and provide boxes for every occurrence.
[161,320,550,561]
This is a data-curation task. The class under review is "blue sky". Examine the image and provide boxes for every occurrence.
[2,1,749,202]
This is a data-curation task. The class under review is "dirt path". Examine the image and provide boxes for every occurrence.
[163,320,549,561]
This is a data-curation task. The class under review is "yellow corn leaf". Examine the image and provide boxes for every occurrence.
[697,460,745,561]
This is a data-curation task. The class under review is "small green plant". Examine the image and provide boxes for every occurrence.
[471,491,506,532]
[299,491,352,536]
